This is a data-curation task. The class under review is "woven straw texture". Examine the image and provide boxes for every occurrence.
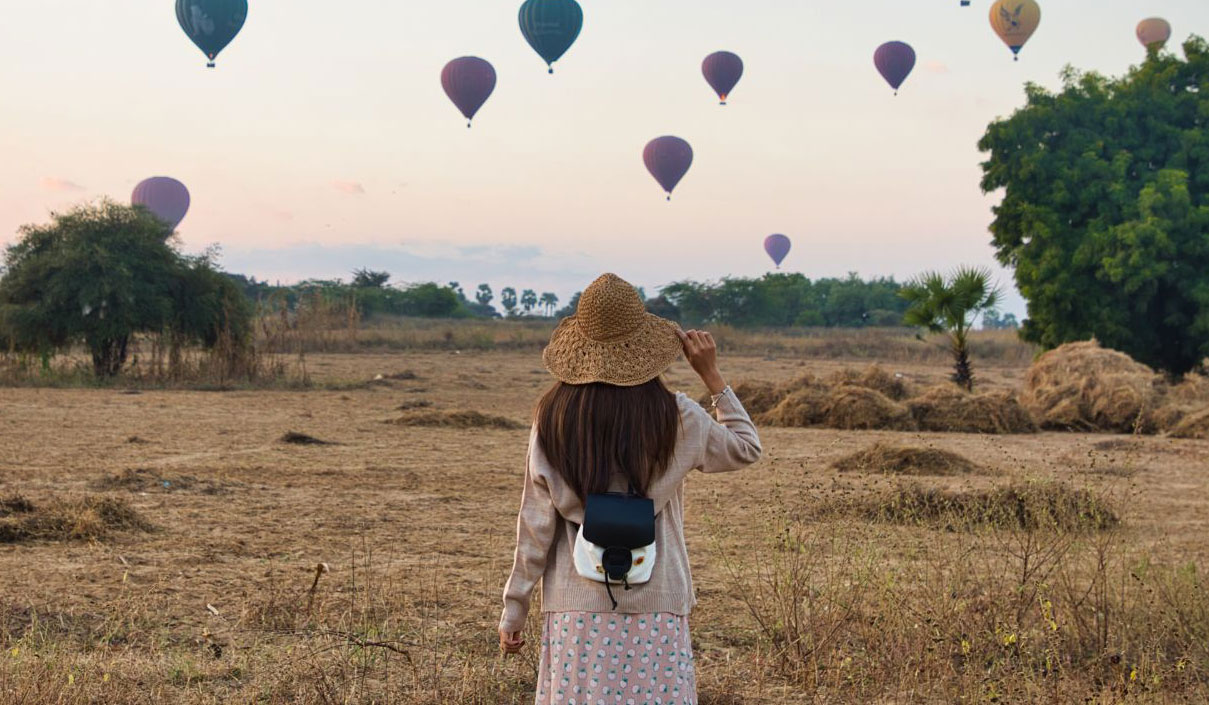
[543,273,683,387]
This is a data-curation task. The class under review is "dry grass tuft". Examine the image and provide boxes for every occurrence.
[89,468,234,495]
[389,410,526,430]
[279,431,337,446]
[0,495,153,543]
[1022,341,1163,433]
[907,384,1038,434]
[832,442,986,476]
[828,482,1119,531]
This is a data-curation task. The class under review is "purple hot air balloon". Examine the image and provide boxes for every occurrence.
[132,177,190,231]
[441,57,497,128]
[702,51,744,105]
[874,41,916,95]
[764,234,791,268]
[643,136,693,201]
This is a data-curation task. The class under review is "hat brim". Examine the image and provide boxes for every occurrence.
[543,313,683,387]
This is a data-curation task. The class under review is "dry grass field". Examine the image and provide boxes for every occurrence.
[2,344,1207,703]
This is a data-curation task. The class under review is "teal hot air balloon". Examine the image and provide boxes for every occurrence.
[519,0,583,74]
[176,0,248,68]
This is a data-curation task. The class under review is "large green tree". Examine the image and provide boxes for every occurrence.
[980,37,1209,374]
[0,201,251,377]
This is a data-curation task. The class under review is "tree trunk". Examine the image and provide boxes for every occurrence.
[951,338,974,392]
[90,336,130,377]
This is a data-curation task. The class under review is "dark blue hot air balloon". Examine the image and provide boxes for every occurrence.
[519,0,583,74]
[643,137,693,201]
[764,234,791,268]
[176,0,247,68]
[702,51,744,105]
[874,41,916,95]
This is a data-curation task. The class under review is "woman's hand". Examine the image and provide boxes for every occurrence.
[499,629,525,655]
[677,328,727,396]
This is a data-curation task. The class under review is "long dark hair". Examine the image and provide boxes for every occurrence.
[536,378,680,503]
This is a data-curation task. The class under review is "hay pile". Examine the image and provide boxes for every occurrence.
[907,385,1037,434]
[279,432,337,446]
[832,443,984,476]
[390,410,526,430]
[828,483,1118,531]
[699,380,784,415]
[1021,341,1165,433]
[761,384,915,431]
[0,495,153,544]
[826,366,912,401]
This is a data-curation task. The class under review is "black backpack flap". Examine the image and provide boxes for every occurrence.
[582,493,655,549]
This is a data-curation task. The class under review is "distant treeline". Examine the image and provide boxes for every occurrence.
[661,273,909,328]
[220,269,1012,331]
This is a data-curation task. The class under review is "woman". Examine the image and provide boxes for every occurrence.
[499,273,762,705]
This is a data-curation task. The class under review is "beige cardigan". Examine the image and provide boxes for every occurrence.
[499,387,762,634]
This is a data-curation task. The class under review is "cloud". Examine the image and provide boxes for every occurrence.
[332,180,366,195]
[40,177,85,192]
[923,60,949,75]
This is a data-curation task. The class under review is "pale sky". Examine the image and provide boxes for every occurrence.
[3,1,1208,316]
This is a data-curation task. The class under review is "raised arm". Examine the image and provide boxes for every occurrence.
[499,431,559,642]
[678,328,763,473]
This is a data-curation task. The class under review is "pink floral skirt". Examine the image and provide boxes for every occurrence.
[535,611,696,705]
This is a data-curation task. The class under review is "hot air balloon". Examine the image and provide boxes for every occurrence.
[961,1,971,5]
[874,42,916,95]
[989,0,1041,61]
[643,137,693,201]
[132,177,191,231]
[519,0,583,74]
[441,58,497,128]
[702,51,744,105]
[764,234,791,269]
[1137,18,1172,51]
[176,0,247,68]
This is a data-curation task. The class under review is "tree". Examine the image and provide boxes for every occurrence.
[500,287,518,316]
[556,291,581,319]
[539,292,559,317]
[352,268,390,288]
[0,201,252,377]
[983,311,1020,330]
[475,284,494,307]
[980,37,1209,374]
[900,267,1002,391]
[521,289,538,315]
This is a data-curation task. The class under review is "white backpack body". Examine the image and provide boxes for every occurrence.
[572,524,656,585]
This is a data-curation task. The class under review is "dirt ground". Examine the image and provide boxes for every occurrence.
[1,350,1207,702]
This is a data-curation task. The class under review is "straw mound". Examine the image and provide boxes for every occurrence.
[1022,341,1164,433]
[390,410,526,430]
[907,385,1037,434]
[0,494,154,544]
[761,384,916,431]
[1168,408,1209,440]
[832,443,984,476]
[828,483,1118,531]
[826,366,912,401]
[279,432,337,446]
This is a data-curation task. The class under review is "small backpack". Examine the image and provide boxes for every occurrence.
[572,491,657,609]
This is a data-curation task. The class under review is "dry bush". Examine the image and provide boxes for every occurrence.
[0,495,153,543]
[1022,341,1164,433]
[824,482,1119,532]
[907,384,1038,434]
[389,410,526,430]
[832,442,987,476]
[825,365,912,401]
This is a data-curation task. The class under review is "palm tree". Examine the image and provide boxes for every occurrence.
[899,266,1002,391]
[539,292,559,317]
[500,287,518,316]
[521,289,538,315]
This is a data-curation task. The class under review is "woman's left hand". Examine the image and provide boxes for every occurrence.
[499,629,525,655]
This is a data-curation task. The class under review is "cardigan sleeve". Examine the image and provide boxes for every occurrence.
[697,386,763,473]
[499,431,559,634]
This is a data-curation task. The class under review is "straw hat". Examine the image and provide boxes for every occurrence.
[544,273,683,386]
